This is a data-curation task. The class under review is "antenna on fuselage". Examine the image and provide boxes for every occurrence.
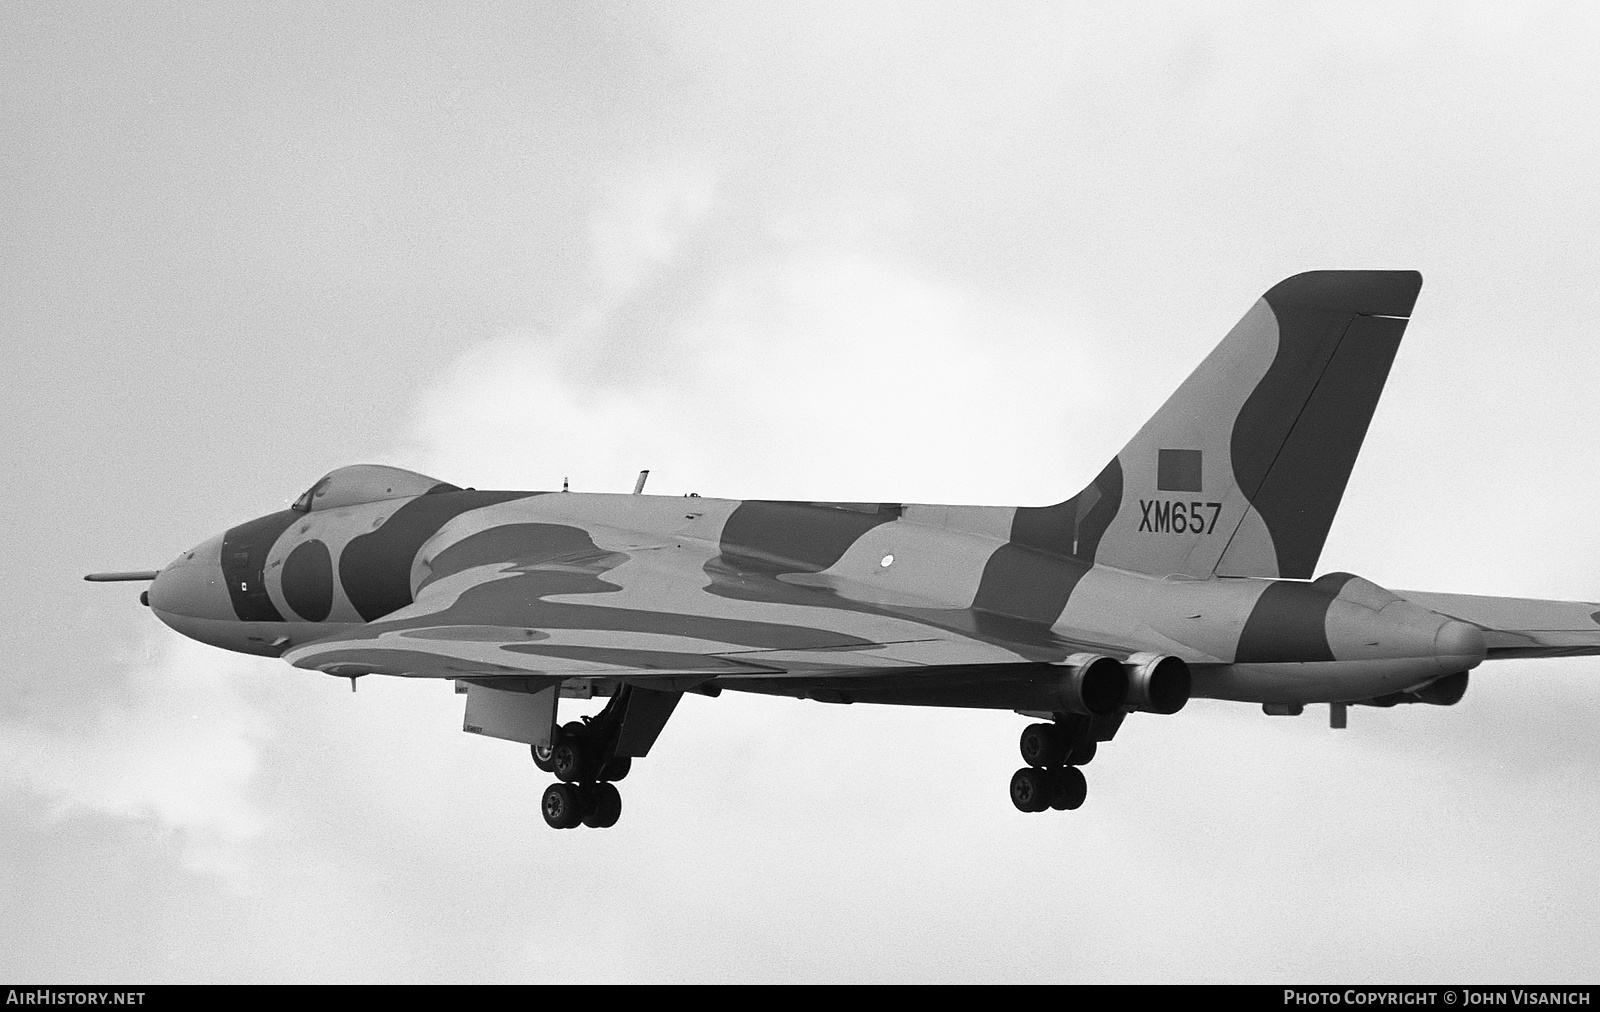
[562,476,569,493]
[632,469,650,495]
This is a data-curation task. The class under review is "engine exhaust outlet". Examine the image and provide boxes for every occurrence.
[1123,652,1191,714]
[1055,653,1129,716]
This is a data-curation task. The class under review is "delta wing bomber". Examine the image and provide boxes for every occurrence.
[89,271,1600,829]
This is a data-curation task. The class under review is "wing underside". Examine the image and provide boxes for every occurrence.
[281,545,1107,708]
[283,619,1097,711]
[280,536,1600,695]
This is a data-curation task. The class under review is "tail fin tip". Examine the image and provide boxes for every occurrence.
[1263,270,1423,319]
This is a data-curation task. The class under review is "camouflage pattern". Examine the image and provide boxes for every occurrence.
[122,272,1600,728]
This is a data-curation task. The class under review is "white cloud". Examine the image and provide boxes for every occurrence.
[401,156,1117,508]
[587,154,722,302]
[1,635,278,893]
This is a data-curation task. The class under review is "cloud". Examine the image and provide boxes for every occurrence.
[1,635,278,893]
[587,154,723,302]
[399,157,1116,509]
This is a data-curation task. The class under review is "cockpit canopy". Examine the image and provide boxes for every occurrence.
[291,464,459,513]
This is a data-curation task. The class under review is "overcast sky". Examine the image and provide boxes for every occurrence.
[5,1,1600,983]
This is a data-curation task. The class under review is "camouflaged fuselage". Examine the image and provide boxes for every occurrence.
[151,484,1487,707]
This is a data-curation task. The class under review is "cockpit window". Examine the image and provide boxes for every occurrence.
[290,464,459,513]
[291,477,332,513]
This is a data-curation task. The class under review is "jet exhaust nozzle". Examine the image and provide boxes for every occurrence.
[1055,653,1129,716]
[1123,652,1191,714]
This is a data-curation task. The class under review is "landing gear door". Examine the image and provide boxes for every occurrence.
[614,686,684,757]
[462,680,561,747]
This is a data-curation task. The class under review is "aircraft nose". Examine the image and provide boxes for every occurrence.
[148,534,234,622]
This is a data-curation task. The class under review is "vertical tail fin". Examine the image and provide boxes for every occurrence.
[1012,271,1422,580]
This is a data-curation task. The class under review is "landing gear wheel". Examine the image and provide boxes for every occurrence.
[597,756,632,782]
[541,782,583,829]
[551,739,592,783]
[1019,723,1069,767]
[580,782,623,829]
[1009,767,1054,813]
[1047,766,1087,811]
[531,742,556,773]
[1066,739,1097,766]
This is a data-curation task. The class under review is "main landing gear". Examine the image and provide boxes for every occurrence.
[529,683,683,830]
[1010,719,1098,813]
[533,719,631,829]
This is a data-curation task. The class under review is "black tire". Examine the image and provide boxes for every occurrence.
[1019,723,1069,767]
[581,782,622,829]
[597,755,632,782]
[1048,766,1087,811]
[1066,739,1097,766]
[541,782,583,829]
[575,782,598,820]
[551,739,591,783]
[531,742,557,773]
[560,720,587,742]
[1009,767,1052,813]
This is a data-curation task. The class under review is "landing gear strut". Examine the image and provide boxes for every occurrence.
[1011,718,1099,813]
[532,685,679,830]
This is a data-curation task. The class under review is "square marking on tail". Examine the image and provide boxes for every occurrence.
[1157,449,1203,492]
